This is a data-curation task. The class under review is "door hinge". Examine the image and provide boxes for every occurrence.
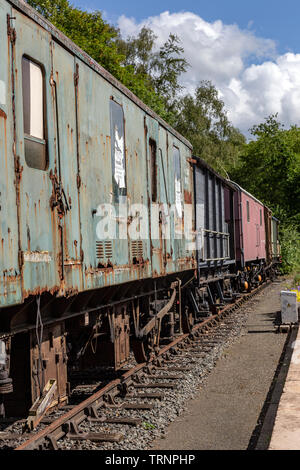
[18,250,23,270]
[76,173,81,189]
[74,64,79,87]
[7,15,16,44]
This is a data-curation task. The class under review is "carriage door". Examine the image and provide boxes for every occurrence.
[11,9,62,295]
[256,223,260,251]
[145,117,165,276]
[50,41,83,292]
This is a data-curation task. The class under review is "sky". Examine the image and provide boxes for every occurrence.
[71,0,300,136]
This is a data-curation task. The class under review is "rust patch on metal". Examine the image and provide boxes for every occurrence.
[49,170,65,217]
[0,109,7,119]
[184,190,192,204]
[7,14,16,44]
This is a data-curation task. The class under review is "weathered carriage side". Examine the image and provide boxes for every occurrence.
[0,0,197,415]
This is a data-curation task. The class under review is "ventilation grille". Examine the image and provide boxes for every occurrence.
[96,241,113,259]
[131,240,143,259]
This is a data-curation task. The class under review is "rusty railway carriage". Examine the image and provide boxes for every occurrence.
[0,0,280,417]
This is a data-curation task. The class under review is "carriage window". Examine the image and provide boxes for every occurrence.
[149,139,157,202]
[246,201,250,222]
[173,146,182,218]
[110,99,126,200]
[22,57,47,170]
[260,209,262,226]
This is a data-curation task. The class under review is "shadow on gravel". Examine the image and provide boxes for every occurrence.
[247,327,297,450]
[247,330,277,334]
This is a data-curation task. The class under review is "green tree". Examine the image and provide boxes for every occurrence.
[150,33,189,109]
[116,27,189,122]
[174,81,245,176]
[230,114,300,222]
[116,27,157,76]
[27,0,125,76]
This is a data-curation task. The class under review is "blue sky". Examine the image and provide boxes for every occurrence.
[69,0,300,134]
[71,0,299,55]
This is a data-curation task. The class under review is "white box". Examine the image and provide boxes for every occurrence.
[281,291,298,324]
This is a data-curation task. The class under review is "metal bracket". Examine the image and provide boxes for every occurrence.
[7,15,16,43]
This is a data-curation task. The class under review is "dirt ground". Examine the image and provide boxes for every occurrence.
[150,279,290,450]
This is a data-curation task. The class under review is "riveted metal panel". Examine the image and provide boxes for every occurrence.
[145,115,162,277]
[75,58,118,290]
[0,0,22,307]
[123,98,150,274]
[75,58,153,291]
[12,7,61,298]
[125,105,150,272]
[158,125,173,274]
[50,41,83,293]
[167,135,195,274]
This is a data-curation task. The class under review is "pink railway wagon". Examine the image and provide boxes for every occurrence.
[232,183,268,289]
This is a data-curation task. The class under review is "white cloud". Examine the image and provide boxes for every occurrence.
[224,54,300,133]
[117,11,300,136]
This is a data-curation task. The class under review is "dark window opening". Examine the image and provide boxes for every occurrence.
[22,56,47,170]
[149,139,157,202]
[110,99,126,201]
[246,201,250,222]
[260,209,262,226]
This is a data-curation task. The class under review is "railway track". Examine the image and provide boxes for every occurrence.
[0,281,272,450]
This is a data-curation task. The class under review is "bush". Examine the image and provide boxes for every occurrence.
[279,221,300,274]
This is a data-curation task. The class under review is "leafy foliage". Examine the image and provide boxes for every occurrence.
[174,81,245,176]
[116,27,189,123]
[27,0,124,75]
[229,114,300,223]
[278,217,300,274]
